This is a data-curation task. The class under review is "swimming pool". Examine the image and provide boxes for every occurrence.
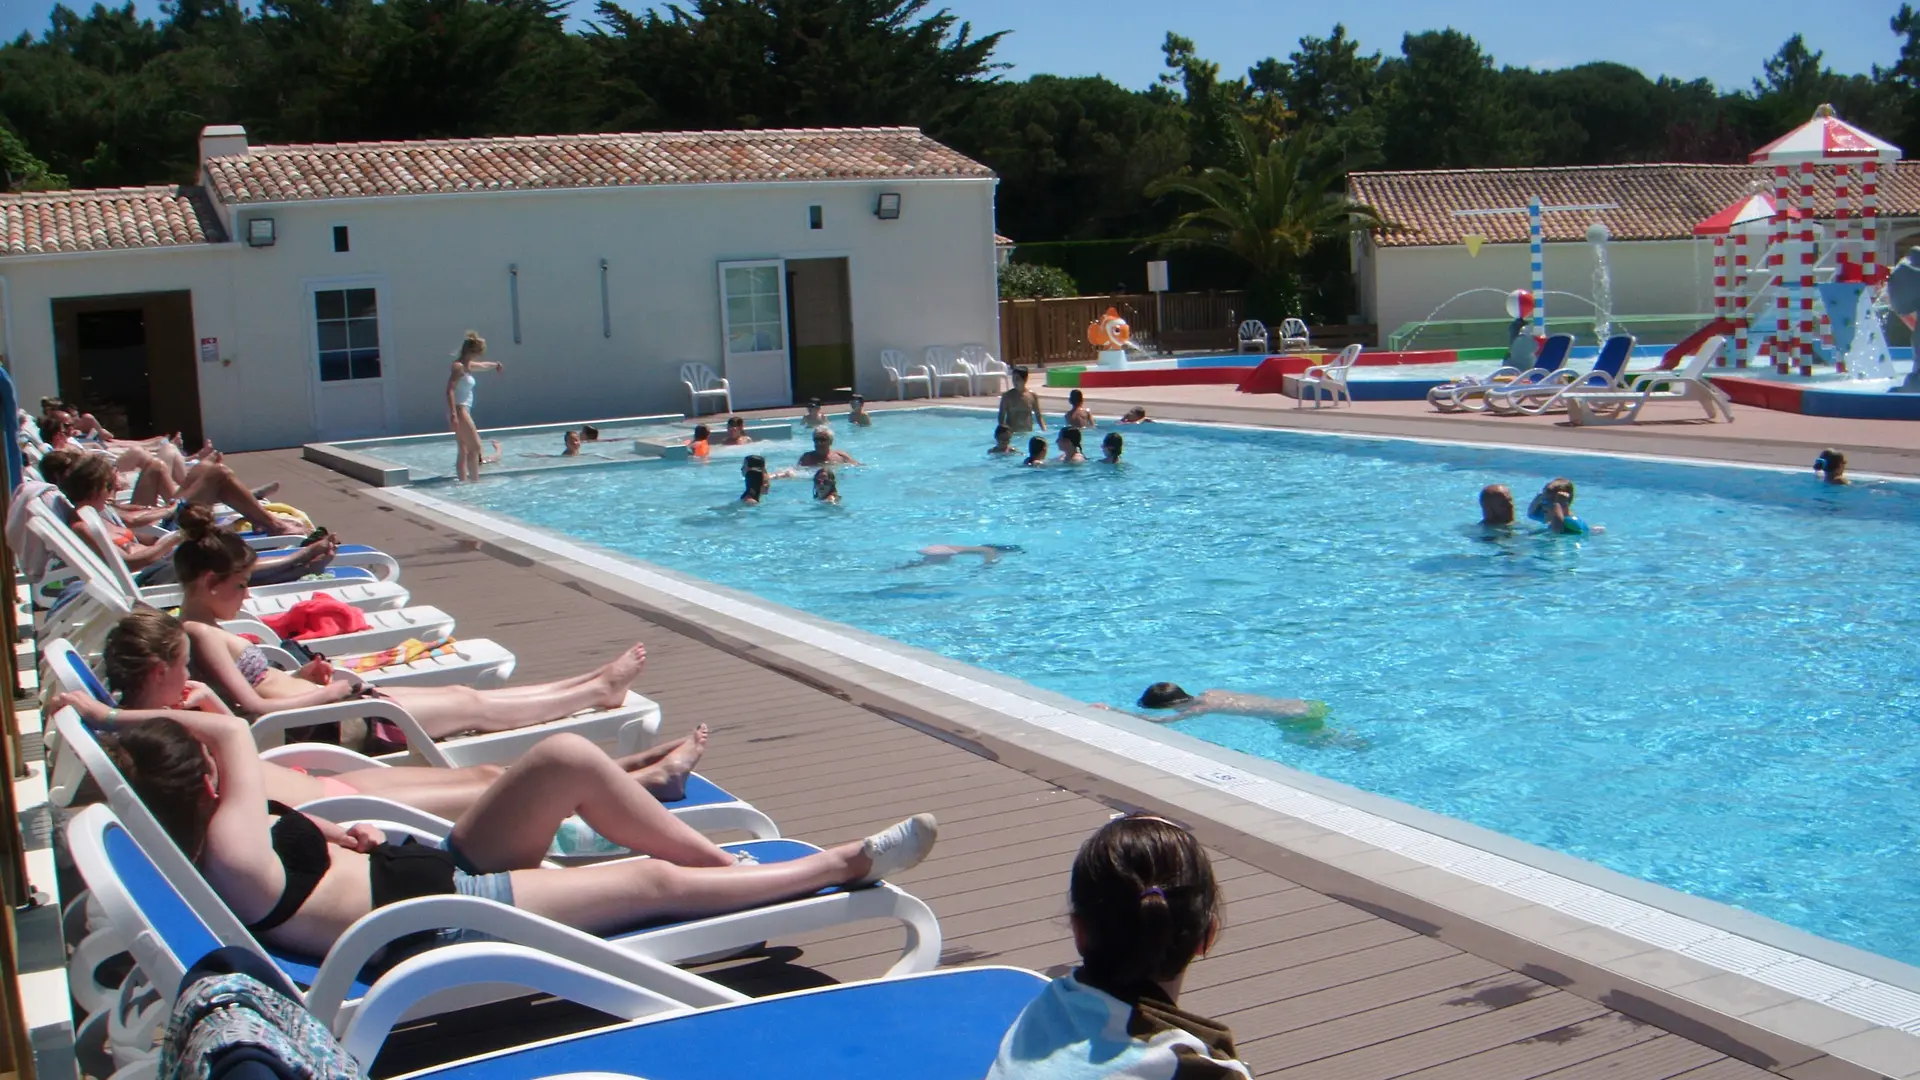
[428,409,1920,965]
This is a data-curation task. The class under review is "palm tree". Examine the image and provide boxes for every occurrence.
[1146,125,1389,323]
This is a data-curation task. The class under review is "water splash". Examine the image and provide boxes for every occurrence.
[1588,224,1614,344]
[1396,288,1513,351]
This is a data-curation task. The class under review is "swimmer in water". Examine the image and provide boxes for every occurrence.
[1095,682,1328,727]
[1064,389,1095,429]
[1527,478,1602,535]
[580,425,600,442]
[848,395,873,427]
[1479,483,1514,526]
[989,425,1017,456]
[905,544,1021,567]
[722,416,753,446]
[1119,406,1152,424]
[562,430,582,457]
[998,366,1045,434]
[1100,432,1123,463]
[689,424,711,459]
[1056,427,1087,463]
[1023,436,1048,467]
[802,399,829,428]
[812,467,840,504]
[798,428,862,467]
[740,464,768,505]
[1814,448,1849,484]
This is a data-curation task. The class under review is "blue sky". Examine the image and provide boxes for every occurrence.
[3,0,1904,92]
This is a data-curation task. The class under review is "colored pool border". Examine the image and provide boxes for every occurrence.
[1713,375,1920,421]
[352,411,1920,1078]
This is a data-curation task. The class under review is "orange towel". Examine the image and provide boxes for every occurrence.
[347,637,457,672]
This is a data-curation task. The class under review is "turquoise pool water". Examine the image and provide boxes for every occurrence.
[433,409,1920,965]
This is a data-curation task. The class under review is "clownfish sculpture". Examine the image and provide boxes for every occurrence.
[1086,307,1132,349]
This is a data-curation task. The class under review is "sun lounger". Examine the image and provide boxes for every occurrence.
[1429,334,1574,413]
[1487,334,1637,415]
[1564,335,1732,426]
[44,579,456,660]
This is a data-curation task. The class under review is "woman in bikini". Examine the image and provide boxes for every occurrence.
[96,701,936,963]
[169,510,647,741]
[448,331,505,482]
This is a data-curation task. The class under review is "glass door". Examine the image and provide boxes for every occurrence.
[717,260,792,409]
[308,282,390,439]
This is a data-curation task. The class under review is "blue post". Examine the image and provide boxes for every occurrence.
[1529,197,1546,338]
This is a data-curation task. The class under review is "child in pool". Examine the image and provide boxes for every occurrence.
[1119,406,1153,424]
[1065,389,1095,429]
[689,424,711,459]
[1814,448,1849,485]
[812,467,840,503]
[802,399,829,428]
[1527,478,1602,535]
[1101,432,1123,463]
[1023,436,1048,467]
[849,396,873,427]
[987,814,1247,1080]
[990,425,1018,455]
[740,466,768,505]
[1057,427,1087,464]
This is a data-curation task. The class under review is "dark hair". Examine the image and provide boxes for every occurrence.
[1069,389,1084,406]
[851,395,865,405]
[812,468,838,497]
[1545,477,1575,499]
[743,454,766,472]
[1059,428,1083,450]
[580,425,599,440]
[742,468,768,501]
[38,448,82,487]
[173,504,258,582]
[1122,407,1148,421]
[1479,484,1514,526]
[1103,432,1123,457]
[808,398,822,408]
[1013,366,1031,381]
[726,415,745,427]
[58,455,117,505]
[36,416,66,444]
[102,717,213,858]
[1026,436,1047,461]
[1815,448,1846,474]
[692,424,711,440]
[1070,814,1222,987]
[1139,682,1194,709]
[994,424,1011,440]
[104,606,190,699]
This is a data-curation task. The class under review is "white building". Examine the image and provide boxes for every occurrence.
[1348,162,1920,347]
[0,125,999,450]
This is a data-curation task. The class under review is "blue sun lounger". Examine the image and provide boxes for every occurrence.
[1486,333,1637,415]
[1429,333,1575,412]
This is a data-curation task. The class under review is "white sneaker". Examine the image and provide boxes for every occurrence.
[856,813,938,885]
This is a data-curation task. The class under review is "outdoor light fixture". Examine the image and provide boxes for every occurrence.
[245,217,276,247]
[874,192,901,220]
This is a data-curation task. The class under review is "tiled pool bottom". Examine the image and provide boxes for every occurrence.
[375,482,1920,1059]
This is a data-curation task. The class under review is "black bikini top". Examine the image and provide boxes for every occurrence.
[245,801,331,935]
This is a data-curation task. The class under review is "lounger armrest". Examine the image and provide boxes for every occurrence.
[220,618,282,645]
[249,700,452,767]
[340,943,695,1064]
[306,896,748,1028]
[258,644,303,670]
[260,744,384,774]
[297,797,454,835]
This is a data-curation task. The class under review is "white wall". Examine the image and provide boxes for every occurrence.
[0,176,997,450]
[1364,239,1715,342]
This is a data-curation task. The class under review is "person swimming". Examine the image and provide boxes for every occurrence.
[580,424,600,442]
[1056,427,1087,464]
[904,544,1021,567]
[722,416,753,445]
[1479,483,1514,526]
[1100,432,1123,463]
[741,462,768,505]
[1096,682,1329,727]
[1065,389,1095,429]
[849,395,873,427]
[1814,448,1849,485]
[989,424,1017,455]
[1119,406,1152,424]
[812,467,841,503]
[1527,478,1601,535]
[1023,436,1048,467]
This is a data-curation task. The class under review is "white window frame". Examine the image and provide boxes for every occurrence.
[302,274,392,433]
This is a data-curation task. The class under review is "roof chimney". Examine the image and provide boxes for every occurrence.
[199,125,249,162]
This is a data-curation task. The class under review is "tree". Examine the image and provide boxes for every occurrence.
[1146,124,1387,322]
[0,121,68,190]
[1377,29,1530,168]
[997,262,1076,299]
[1248,24,1383,171]
[1159,32,1245,170]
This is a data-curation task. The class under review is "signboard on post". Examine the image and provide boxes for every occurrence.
[1146,261,1170,293]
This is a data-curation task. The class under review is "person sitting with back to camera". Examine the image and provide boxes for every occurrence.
[1064,389,1096,430]
[722,417,753,446]
[987,813,1248,1079]
[848,395,873,427]
[1479,484,1515,527]
[1813,448,1849,485]
[688,424,711,459]
[1101,433,1124,464]
[797,428,861,468]
[989,425,1018,456]
[1056,427,1088,464]
[1023,436,1049,467]
[1527,478,1602,535]
[1097,682,1328,727]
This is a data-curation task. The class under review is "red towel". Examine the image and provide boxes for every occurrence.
[261,594,372,641]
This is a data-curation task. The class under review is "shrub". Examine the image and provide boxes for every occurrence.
[998,262,1078,299]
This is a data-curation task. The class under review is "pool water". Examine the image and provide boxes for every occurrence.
[344,419,708,480]
[434,409,1920,965]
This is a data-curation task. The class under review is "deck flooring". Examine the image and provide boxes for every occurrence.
[232,447,1783,1080]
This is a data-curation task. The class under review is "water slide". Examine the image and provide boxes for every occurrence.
[1659,318,1735,370]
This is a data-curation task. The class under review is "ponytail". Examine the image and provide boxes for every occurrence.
[172,504,257,582]
[1069,814,1221,988]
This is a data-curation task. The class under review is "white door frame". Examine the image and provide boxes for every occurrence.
[716,258,794,409]
[302,274,395,438]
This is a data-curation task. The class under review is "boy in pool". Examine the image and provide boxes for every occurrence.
[1065,389,1095,429]
[802,399,829,428]
[989,425,1017,455]
[1814,448,1850,484]
[1479,484,1514,526]
[722,416,753,445]
[561,429,582,457]
[1119,406,1152,424]
[1096,683,1328,727]
[849,395,873,426]
[1527,478,1602,535]
[1023,436,1048,467]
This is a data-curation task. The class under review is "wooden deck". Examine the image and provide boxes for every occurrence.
[235,447,1788,1080]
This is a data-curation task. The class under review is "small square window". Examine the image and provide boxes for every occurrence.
[332,225,350,253]
[808,205,823,230]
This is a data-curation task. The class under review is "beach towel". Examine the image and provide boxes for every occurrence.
[261,596,371,641]
[346,637,457,673]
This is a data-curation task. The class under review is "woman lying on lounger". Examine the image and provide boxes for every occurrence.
[61,463,333,582]
[86,607,713,821]
[167,516,648,741]
[96,698,937,961]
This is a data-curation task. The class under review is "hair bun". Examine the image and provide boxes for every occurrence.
[174,503,219,539]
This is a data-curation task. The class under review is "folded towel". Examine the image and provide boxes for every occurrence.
[346,637,456,672]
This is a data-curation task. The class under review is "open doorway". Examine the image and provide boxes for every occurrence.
[786,258,854,401]
[51,291,201,444]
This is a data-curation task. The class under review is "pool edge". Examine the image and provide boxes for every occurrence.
[368,481,1920,1080]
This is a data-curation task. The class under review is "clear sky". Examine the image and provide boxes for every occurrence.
[2,0,1904,93]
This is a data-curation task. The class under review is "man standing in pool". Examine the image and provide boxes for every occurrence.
[1479,484,1515,526]
[798,428,861,467]
[1096,683,1328,726]
[998,367,1046,434]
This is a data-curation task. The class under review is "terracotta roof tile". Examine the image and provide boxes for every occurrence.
[0,185,225,257]
[1349,162,1920,247]
[205,127,994,205]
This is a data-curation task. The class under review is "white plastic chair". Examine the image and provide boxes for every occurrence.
[1295,344,1363,408]
[679,363,732,417]
[959,344,1012,394]
[881,349,933,399]
[922,346,976,397]
[1238,320,1269,353]
[1279,318,1311,353]
[1565,336,1733,426]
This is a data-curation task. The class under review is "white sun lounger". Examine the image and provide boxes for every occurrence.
[1486,334,1637,415]
[1428,334,1575,413]
[42,579,456,661]
[1564,336,1732,426]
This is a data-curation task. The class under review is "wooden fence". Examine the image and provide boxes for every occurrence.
[998,292,1376,364]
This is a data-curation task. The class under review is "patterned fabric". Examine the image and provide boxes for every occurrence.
[158,972,366,1080]
[987,972,1251,1080]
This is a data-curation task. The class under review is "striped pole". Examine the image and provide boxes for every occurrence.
[1833,163,1854,275]
[1712,235,1729,366]
[1528,197,1546,338]
[1733,228,1751,367]
[1798,161,1819,375]
[1862,160,1882,282]
[1771,165,1793,373]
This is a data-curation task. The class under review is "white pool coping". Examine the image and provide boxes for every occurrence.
[366,420,1920,1078]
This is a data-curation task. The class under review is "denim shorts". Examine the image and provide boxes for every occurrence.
[438,835,515,944]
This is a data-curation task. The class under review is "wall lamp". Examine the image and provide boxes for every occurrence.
[874,192,901,220]
[245,218,276,247]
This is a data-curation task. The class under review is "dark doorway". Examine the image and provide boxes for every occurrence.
[786,257,854,402]
[51,291,201,445]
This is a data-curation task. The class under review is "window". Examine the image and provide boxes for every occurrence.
[722,265,784,354]
[332,225,350,253]
[314,288,381,382]
[808,205,823,230]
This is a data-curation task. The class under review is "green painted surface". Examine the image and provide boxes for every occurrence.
[793,344,853,400]
[1045,367,1085,388]
[1387,313,1712,352]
